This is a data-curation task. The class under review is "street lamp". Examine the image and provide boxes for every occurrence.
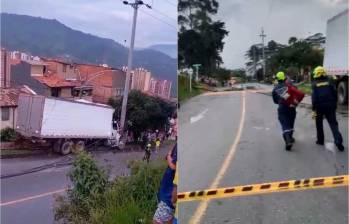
[120,0,151,135]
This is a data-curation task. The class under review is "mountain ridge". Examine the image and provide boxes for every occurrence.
[0,13,177,95]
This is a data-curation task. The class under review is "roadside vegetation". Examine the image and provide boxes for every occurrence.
[54,151,166,224]
[296,82,312,95]
[179,75,202,102]
[108,90,176,139]
[246,37,323,82]
[0,128,18,142]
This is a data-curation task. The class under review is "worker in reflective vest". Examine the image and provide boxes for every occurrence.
[311,66,344,151]
[272,71,297,151]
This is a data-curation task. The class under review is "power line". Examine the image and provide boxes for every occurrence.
[151,7,177,22]
[139,8,177,30]
[163,0,176,7]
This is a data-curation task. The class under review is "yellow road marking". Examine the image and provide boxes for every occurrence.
[189,91,246,224]
[202,89,271,96]
[179,175,349,202]
[0,188,66,206]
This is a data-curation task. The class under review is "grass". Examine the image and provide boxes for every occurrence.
[54,158,167,224]
[179,75,203,102]
[297,82,312,94]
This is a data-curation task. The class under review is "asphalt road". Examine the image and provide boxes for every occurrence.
[178,90,348,224]
[0,146,171,224]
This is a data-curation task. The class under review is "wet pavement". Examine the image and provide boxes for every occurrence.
[178,90,348,224]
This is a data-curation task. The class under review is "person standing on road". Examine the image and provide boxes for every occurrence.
[143,142,152,163]
[155,138,161,153]
[272,71,298,151]
[311,66,344,151]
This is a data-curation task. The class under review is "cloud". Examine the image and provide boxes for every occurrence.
[1,0,178,47]
[217,0,348,69]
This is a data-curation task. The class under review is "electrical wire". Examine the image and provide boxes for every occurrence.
[163,0,176,7]
[139,8,177,30]
[151,7,177,22]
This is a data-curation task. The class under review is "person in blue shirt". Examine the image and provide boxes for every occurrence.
[272,71,296,151]
[153,144,177,224]
[311,66,344,151]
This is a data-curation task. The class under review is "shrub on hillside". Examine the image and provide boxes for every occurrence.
[0,128,17,142]
[54,155,166,224]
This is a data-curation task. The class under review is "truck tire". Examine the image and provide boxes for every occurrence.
[61,140,73,155]
[72,140,85,153]
[337,81,348,105]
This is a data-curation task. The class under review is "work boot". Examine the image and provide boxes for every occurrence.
[336,144,345,151]
[316,140,324,145]
[283,133,293,151]
[290,131,295,143]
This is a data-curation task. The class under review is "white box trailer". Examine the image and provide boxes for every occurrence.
[324,9,349,104]
[16,94,120,155]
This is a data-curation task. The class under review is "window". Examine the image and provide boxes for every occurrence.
[51,88,61,97]
[62,65,67,73]
[1,107,10,121]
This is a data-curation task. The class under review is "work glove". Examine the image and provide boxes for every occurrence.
[311,111,317,120]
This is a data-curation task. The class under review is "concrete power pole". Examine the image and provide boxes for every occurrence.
[260,27,266,81]
[120,0,151,133]
[253,46,256,78]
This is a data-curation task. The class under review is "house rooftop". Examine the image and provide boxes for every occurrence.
[33,75,80,88]
[42,58,73,65]
[0,86,35,107]
[23,60,48,66]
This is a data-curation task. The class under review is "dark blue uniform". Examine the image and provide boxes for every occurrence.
[311,76,343,148]
[272,80,296,149]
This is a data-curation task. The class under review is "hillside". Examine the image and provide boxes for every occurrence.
[0,13,177,95]
[148,44,177,58]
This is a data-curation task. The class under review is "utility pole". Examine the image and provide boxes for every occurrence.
[253,46,256,77]
[120,0,151,134]
[192,64,201,82]
[259,27,266,81]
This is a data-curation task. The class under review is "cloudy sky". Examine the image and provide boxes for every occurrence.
[1,0,177,48]
[217,0,348,69]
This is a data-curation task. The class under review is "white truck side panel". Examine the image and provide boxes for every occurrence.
[40,98,114,138]
[324,9,349,73]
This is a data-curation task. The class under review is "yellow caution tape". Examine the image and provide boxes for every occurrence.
[178,175,349,203]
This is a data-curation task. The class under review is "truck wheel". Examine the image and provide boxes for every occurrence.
[73,140,85,153]
[61,141,73,155]
[338,81,348,105]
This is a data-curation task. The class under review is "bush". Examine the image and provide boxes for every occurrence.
[54,151,108,223]
[68,151,108,202]
[54,155,167,224]
[0,128,17,142]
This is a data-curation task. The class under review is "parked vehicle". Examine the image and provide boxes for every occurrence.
[323,9,348,105]
[16,94,120,155]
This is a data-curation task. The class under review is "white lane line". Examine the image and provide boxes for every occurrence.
[189,91,247,224]
[0,188,66,206]
[190,109,209,124]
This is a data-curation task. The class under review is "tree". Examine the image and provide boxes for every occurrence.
[288,37,298,45]
[263,39,323,81]
[108,91,176,139]
[178,0,228,75]
[213,67,231,82]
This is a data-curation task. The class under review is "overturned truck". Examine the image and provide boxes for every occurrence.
[16,94,120,155]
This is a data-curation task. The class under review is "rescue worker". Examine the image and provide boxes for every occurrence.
[272,71,296,151]
[311,66,344,151]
